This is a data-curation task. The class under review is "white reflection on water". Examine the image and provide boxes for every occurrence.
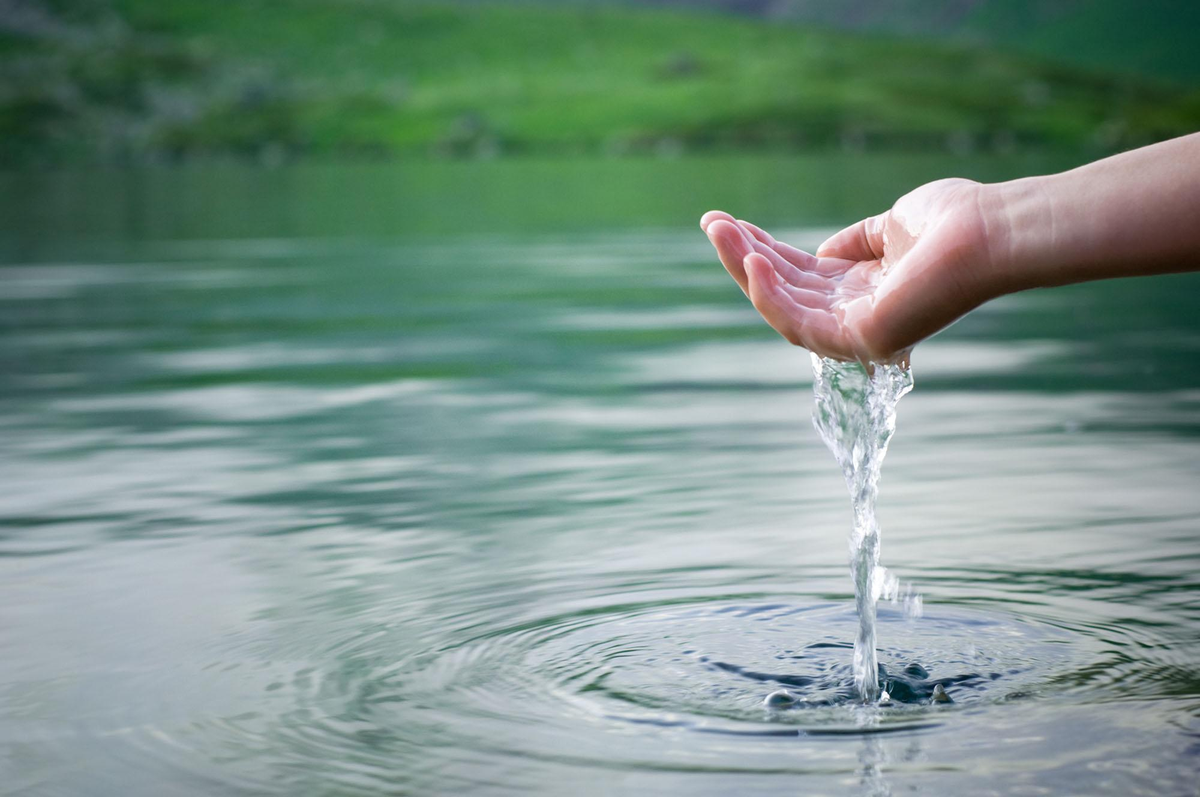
[625,337,1065,388]
[55,380,442,422]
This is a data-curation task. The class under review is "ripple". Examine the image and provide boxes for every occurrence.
[402,597,1082,738]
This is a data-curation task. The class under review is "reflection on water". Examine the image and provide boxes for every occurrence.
[1,159,1200,795]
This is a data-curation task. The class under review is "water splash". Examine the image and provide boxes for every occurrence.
[811,354,919,702]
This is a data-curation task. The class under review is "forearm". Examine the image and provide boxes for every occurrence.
[986,132,1200,294]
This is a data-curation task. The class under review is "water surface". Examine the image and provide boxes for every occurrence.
[2,156,1199,795]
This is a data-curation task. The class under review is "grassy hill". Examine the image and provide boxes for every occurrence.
[1,0,1198,165]
[547,0,1200,83]
[977,2,1200,80]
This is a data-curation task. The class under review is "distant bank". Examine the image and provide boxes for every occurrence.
[1,0,1197,165]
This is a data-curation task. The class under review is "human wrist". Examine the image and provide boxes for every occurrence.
[979,174,1057,297]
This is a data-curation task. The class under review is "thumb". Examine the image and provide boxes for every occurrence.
[815,211,889,261]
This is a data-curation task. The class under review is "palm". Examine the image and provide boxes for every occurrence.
[702,178,989,363]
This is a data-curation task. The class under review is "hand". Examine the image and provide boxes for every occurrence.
[701,178,999,363]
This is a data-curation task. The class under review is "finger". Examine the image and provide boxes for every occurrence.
[745,254,857,358]
[738,222,853,279]
[744,253,806,347]
[700,209,737,232]
[778,281,833,310]
[748,239,836,293]
[736,219,775,246]
[733,219,853,282]
[765,238,817,269]
[706,219,755,293]
[770,241,855,278]
[815,212,888,261]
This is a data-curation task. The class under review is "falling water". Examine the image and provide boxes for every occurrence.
[811,354,917,703]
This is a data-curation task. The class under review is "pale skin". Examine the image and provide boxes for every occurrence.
[702,132,1200,364]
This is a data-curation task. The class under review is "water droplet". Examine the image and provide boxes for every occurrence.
[764,689,800,708]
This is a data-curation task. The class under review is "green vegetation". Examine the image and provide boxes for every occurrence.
[2,0,1198,165]
[734,0,1200,83]
[801,0,1200,84]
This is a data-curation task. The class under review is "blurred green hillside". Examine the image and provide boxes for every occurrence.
[2,0,1198,165]
[586,0,1200,84]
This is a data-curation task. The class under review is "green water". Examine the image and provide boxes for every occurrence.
[2,155,1199,795]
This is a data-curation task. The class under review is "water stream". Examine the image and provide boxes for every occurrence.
[811,354,916,702]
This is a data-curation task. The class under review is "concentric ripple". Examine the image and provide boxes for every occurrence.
[406,595,1078,737]
[11,575,1198,794]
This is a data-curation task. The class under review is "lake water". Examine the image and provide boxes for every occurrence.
[2,156,1199,795]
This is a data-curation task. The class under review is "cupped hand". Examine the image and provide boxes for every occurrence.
[701,178,1000,363]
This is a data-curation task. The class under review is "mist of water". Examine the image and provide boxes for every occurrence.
[811,354,918,702]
